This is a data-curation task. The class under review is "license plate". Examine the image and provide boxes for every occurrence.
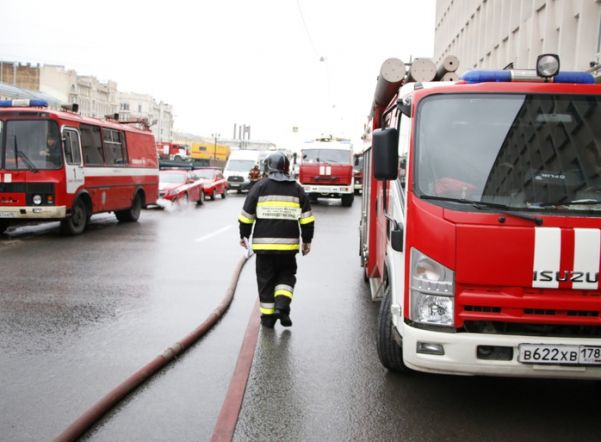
[0,211,16,218]
[518,344,601,365]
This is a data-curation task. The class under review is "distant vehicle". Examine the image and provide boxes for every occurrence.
[192,167,227,200]
[223,149,264,193]
[0,99,158,235]
[298,136,355,207]
[156,142,190,161]
[158,169,204,206]
[190,142,230,165]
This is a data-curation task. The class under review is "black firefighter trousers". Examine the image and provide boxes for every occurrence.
[255,253,297,316]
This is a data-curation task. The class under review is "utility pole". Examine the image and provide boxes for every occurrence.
[211,133,220,160]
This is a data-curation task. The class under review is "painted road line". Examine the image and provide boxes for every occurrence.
[194,225,234,243]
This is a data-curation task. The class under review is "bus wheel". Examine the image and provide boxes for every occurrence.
[116,193,142,222]
[61,198,88,235]
[377,284,410,373]
[341,194,354,207]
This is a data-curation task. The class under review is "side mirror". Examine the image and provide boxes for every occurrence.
[373,128,399,180]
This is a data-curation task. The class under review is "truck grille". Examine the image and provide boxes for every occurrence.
[463,320,601,337]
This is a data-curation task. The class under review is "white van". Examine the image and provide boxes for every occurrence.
[223,149,263,192]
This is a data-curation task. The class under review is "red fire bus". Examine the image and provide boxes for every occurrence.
[0,99,159,235]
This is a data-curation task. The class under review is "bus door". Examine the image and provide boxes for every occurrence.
[62,127,84,194]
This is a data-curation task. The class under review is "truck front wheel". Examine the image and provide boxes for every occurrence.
[377,284,410,373]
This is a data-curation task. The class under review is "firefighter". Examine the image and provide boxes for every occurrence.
[238,151,315,328]
[248,164,261,189]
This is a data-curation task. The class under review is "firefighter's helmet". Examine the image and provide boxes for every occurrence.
[265,152,293,182]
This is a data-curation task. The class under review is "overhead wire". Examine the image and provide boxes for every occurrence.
[295,0,336,131]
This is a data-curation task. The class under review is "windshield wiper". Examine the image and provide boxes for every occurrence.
[16,151,39,173]
[420,195,543,226]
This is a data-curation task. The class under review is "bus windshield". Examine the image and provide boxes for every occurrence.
[302,149,350,164]
[415,93,601,213]
[1,120,62,170]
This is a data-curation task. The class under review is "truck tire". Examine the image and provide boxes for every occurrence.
[341,193,354,207]
[60,198,89,235]
[116,192,142,222]
[0,220,9,235]
[377,284,410,373]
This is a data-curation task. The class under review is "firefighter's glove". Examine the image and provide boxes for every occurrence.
[302,243,311,256]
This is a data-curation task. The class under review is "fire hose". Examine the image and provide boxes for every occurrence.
[54,254,252,442]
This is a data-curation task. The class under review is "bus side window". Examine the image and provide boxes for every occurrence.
[64,129,82,165]
[102,129,128,165]
[80,124,104,165]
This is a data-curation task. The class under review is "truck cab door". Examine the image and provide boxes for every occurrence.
[62,127,84,194]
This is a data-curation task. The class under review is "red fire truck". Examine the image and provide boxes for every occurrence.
[0,99,159,235]
[360,54,601,379]
[156,141,189,161]
[298,136,355,207]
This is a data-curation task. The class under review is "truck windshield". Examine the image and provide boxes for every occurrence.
[415,93,601,213]
[1,120,62,170]
[302,149,350,164]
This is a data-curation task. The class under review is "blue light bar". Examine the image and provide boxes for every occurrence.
[461,70,511,83]
[554,71,595,84]
[462,69,595,84]
[0,99,49,108]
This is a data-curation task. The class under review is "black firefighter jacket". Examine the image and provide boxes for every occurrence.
[238,177,315,253]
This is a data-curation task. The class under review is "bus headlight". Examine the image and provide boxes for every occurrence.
[410,249,455,327]
[32,194,42,205]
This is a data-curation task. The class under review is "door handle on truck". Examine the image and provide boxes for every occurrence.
[385,214,403,253]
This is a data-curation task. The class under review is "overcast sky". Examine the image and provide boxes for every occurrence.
[0,0,435,148]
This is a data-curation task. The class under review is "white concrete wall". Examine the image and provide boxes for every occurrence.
[434,0,601,73]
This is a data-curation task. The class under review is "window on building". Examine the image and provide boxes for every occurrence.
[120,103,129,111]
[102,128,127,165]
[138,104,142,112]
[80,124,104,165]
[598,16,601,53]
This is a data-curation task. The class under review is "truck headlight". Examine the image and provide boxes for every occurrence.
[410,249,455,327]
[33,194,42,205]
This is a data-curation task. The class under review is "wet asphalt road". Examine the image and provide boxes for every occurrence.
[1,193,601,441]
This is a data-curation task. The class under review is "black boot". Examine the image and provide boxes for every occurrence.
[276,309,292,327]
[261,314,277,328]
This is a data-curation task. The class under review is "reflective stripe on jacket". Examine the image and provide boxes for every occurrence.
[238,176,314,254]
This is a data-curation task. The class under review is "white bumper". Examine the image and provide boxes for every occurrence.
[400,322,601,379]
[0,206,66,219]
[302,184,353,194]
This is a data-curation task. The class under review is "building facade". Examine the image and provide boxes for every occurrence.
[118,91,174,142]
[0,61,173,140]
[434,0,601,73]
